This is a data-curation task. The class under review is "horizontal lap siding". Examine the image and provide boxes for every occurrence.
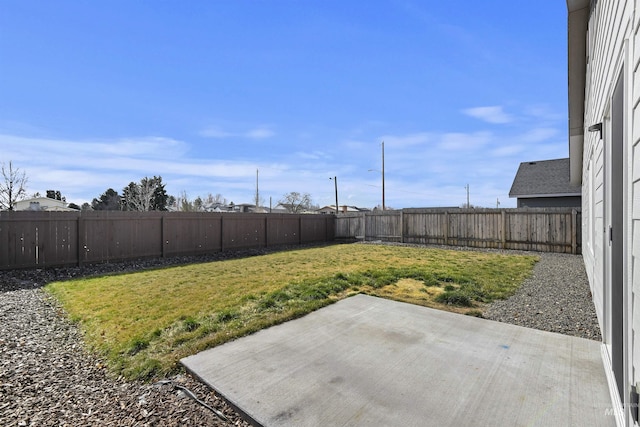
[632,0,640,402]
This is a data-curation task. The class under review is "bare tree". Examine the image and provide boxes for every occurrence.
[205,193,227,205]
[0,161,28,211]
[177,190,194,212]
[122,176,168,211]
[123,180,154,211]
[279,192,312,213]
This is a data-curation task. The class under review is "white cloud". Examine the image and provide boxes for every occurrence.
[490,144,525,157]
[519,127,558,143]
[199,125,275,139]
[199,127,232,138]
[244,128,275,139]
[523,105,564,122]
[0,134,188,160]
[296,150,329,160]
[0,132,291,205]
[438,132,491,151]
[463,106,513,124]
[378,132,431,147]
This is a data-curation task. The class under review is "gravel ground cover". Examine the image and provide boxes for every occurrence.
[483,251,601,340]
[0,244,601,426]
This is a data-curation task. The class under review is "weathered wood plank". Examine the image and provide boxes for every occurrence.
[336,208,581,254]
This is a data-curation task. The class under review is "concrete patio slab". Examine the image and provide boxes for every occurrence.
[182,294,616,427]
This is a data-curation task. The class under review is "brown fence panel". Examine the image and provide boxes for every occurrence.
[80,212,163,264]
[0,211,80,268]
[266,215,300,246]
[1,211,335,270]
[221,214,267,250]
[336,208,581,254]
[39,212,79,266]
[163,212,223,257]
[301,215,334,243]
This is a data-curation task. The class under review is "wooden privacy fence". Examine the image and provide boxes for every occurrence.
[335,208,582,254]
[0,211,335,270]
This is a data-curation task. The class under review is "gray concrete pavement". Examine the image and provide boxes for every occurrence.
[182,294,616,427]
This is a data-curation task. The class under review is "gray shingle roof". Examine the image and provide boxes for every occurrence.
[509,158,581,198]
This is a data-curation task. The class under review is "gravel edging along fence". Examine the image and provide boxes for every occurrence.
[0,243,602,426]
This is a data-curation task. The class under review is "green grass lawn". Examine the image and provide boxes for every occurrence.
[45,244,538,380]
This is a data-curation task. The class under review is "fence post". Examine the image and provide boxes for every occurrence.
[220,215,224,252]
[161,215,167,258]
[571,209,577,255]
[444,211,449,246]
[501,210,506,249]
[77,213,84,267]
[400,210,404,243]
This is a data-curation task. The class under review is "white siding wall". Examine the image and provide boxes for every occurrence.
[583,1,638,423]
[583,0,630,339]
[632,0,640,410]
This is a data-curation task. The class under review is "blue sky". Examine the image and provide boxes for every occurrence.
[0,1,568,209]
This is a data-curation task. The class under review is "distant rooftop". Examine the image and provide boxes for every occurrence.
[509,158,581,198]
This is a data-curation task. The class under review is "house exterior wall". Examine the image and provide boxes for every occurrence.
[577,0,638,424]
[631,0,640,422]
[516,196,581,208]
[13,197,69,211]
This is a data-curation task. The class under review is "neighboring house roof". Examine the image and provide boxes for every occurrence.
[317,205,370,213]
[13,197,77,211]
[509,158,581,198]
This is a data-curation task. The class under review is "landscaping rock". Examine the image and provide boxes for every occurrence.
[0,243,601,425]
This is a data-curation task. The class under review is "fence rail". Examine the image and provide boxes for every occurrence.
[335,208,581,254]
[0,211,335,270]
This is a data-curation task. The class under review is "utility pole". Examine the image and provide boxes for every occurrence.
[255,169,259,209]
[465,184,470,208]
[330,176,338,214]
[496,198,500,209]
[381,141,385,211]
